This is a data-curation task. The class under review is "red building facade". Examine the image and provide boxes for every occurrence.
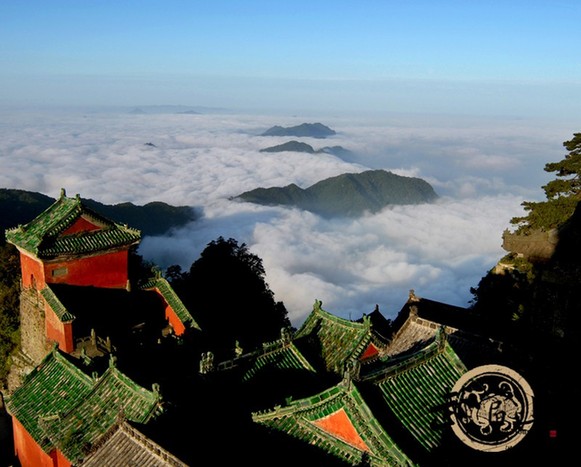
[4,190,197,467]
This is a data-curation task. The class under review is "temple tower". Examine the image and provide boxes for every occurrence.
[5,189,141,370]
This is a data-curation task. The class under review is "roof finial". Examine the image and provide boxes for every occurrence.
[60,188,66,199]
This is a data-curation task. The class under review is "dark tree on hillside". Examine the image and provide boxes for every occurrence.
[128,247,156,286]
[512,132,581,232]
[0,244,20,385]
[468,267,533,341]
[168,237,290,358]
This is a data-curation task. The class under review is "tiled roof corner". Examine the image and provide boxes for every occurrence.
[41,285,76,322]
[363,337,467,453]
[294,300,373,373]
[240,341,316,382]
[5,346,163,464]
[140,276,200,331]
[43,363,163,463]
[5,190,141,258]
[4,347,94,452]
[253,381,413,466]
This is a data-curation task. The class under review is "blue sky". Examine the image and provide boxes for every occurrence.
[1,1,580,117]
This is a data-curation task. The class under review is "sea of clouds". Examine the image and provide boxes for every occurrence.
[0,107,574,325]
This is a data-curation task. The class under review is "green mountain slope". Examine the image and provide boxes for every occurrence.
[260,141,316,153]
[235,169,438,217]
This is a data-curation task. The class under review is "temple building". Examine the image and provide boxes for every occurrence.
[1,189,547,466]
[6,347,166,466]
[3,190,197,466]
[5,189,198,389]
[198,296,540,465]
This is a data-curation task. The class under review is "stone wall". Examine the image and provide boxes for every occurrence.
[18,287,50,367]
[502,228,558,261]
[6,288,51,393]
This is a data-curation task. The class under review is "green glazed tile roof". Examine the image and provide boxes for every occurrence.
[294,300,373,373]
[140,276,200,331]
[44,364,162,463]
[363,334,467,453]
[241,342,315,382]
[41,285,76,322]
[5,347,162,464]
[5,348,94,452]
[253,381,414,466]
[5,190,141,258]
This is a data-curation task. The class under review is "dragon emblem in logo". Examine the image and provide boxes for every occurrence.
[449,364,534,452]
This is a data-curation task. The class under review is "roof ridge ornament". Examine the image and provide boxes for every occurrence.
[199,351,214,374]
[436,326,448,349]
[280,327,292,344]
[362,314,371,327]
[60,188,66,199]
[151,266,162,279]
[343,359,360,384]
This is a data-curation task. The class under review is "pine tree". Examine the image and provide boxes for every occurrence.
[511,132,581,232]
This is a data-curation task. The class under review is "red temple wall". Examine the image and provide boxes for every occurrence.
[360,343,379,361]
[12,418,55,467]
[151,287,186,336]
[51,448,72,467]
[61,217,100,235]
[313,409,369,452]
[44,250,129,288]
[45,307,74,353]
[19,253,46,290]
[166,305,186,336]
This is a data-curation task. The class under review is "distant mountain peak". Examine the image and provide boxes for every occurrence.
[234,169,438,217]
[261,123,336,139]
[260,141,315,153]
[259,140,356,162]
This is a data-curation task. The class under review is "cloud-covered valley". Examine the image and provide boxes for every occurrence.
[0,108,574,325]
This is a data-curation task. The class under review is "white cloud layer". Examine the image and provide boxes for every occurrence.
[0,108,574,325]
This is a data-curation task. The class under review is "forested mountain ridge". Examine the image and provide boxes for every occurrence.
[260,140,316,153]
[235,169,438,217]
[0,188,198,243]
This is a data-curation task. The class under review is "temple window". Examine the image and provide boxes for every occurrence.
[52,267,68,278]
